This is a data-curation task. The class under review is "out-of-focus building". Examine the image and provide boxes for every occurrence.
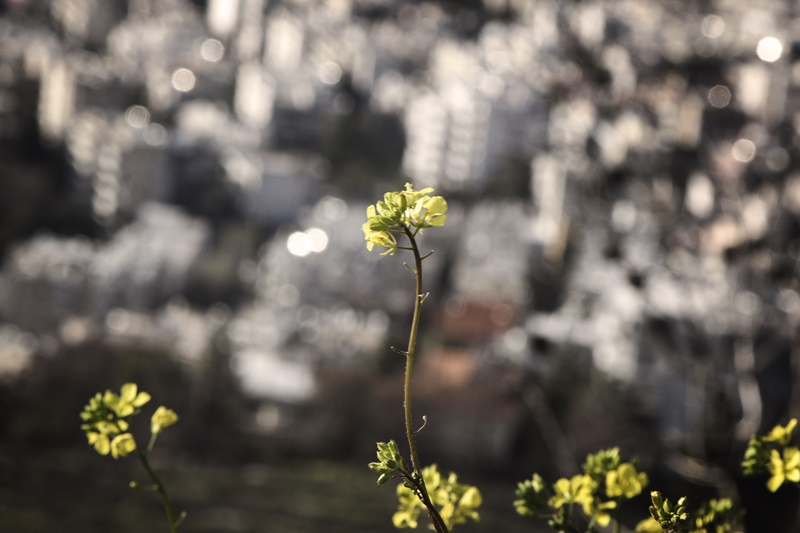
[402,22,546,193]
[65,109,171,222]
[89,202,210,312]
[51,0,127,49]
[222,149,326,226]
[0,203,209,334]
[0,235,94,333]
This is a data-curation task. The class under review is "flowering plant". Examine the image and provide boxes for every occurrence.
[742,418,800,493]
[515,448,647,531]
[364,184,478,533]
[80,383,183,532]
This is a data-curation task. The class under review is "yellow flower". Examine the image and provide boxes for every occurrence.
[584,498,617,528]
[764,418,798,447]
[151,406,179,435]
[549,475,595,509]
[767,446,800,492]
[392,465,481,530]
[110,433,137,459]
[108,383,152,417]
[363,183,447,255]
[407,194,447,229]
[606,463,649,499]
[87,431,111,455]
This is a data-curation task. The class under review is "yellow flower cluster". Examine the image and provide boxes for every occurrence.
[549,475,616,527]
[742,418,800,493]
[80,383,178,459]
[362,183,447,255]
[606,462,649,499]
[393,465,481,530]
[80,383,151,458]
[515,448,648,530]
[767,446,800,493]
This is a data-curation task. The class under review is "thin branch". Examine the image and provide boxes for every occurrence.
[401,224,449,533]
[135,448,182,533]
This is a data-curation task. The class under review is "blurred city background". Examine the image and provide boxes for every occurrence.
[1,0,800,531]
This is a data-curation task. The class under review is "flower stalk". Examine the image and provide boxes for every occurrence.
[80,383,183,532]
[135,447,183,533]
[365,184,480,532]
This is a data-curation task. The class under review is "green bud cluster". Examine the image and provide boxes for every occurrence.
[513,473,549,518]
[369,440,410,485]
[636,494,744,532]
[647,491,690,533]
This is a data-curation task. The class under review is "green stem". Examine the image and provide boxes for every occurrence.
[401,225,448,533]
[135,448,181,533]
[403,227,423,474]
[147,431,158,455]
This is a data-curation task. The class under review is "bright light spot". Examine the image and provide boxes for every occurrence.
[171,68,196,92]
[707,85,731,108]
[319,61,342,84]
[306,228,329,252]
[731,139,756,163]
[685,172,715,219]
[700,14,725,38]
[200,39,225,62]
[756,37,782,62]
[125,105,150,128]
[287,231,312,257]
[143,123,167,146]
[287,228,329,256]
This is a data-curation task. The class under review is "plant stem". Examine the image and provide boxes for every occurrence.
[402,226,448,533]
[403,226,424,475]
[135,448,180,533]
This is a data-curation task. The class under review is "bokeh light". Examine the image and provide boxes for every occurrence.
[700,14,725,38]
[171,68,196,92]
[756,36,782,62]
[731,138,756,163]
[287,228,329,257]
[200,38,224,62]
[319,61,342,85]
[707,85,731,108]
[124,105,150,128]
